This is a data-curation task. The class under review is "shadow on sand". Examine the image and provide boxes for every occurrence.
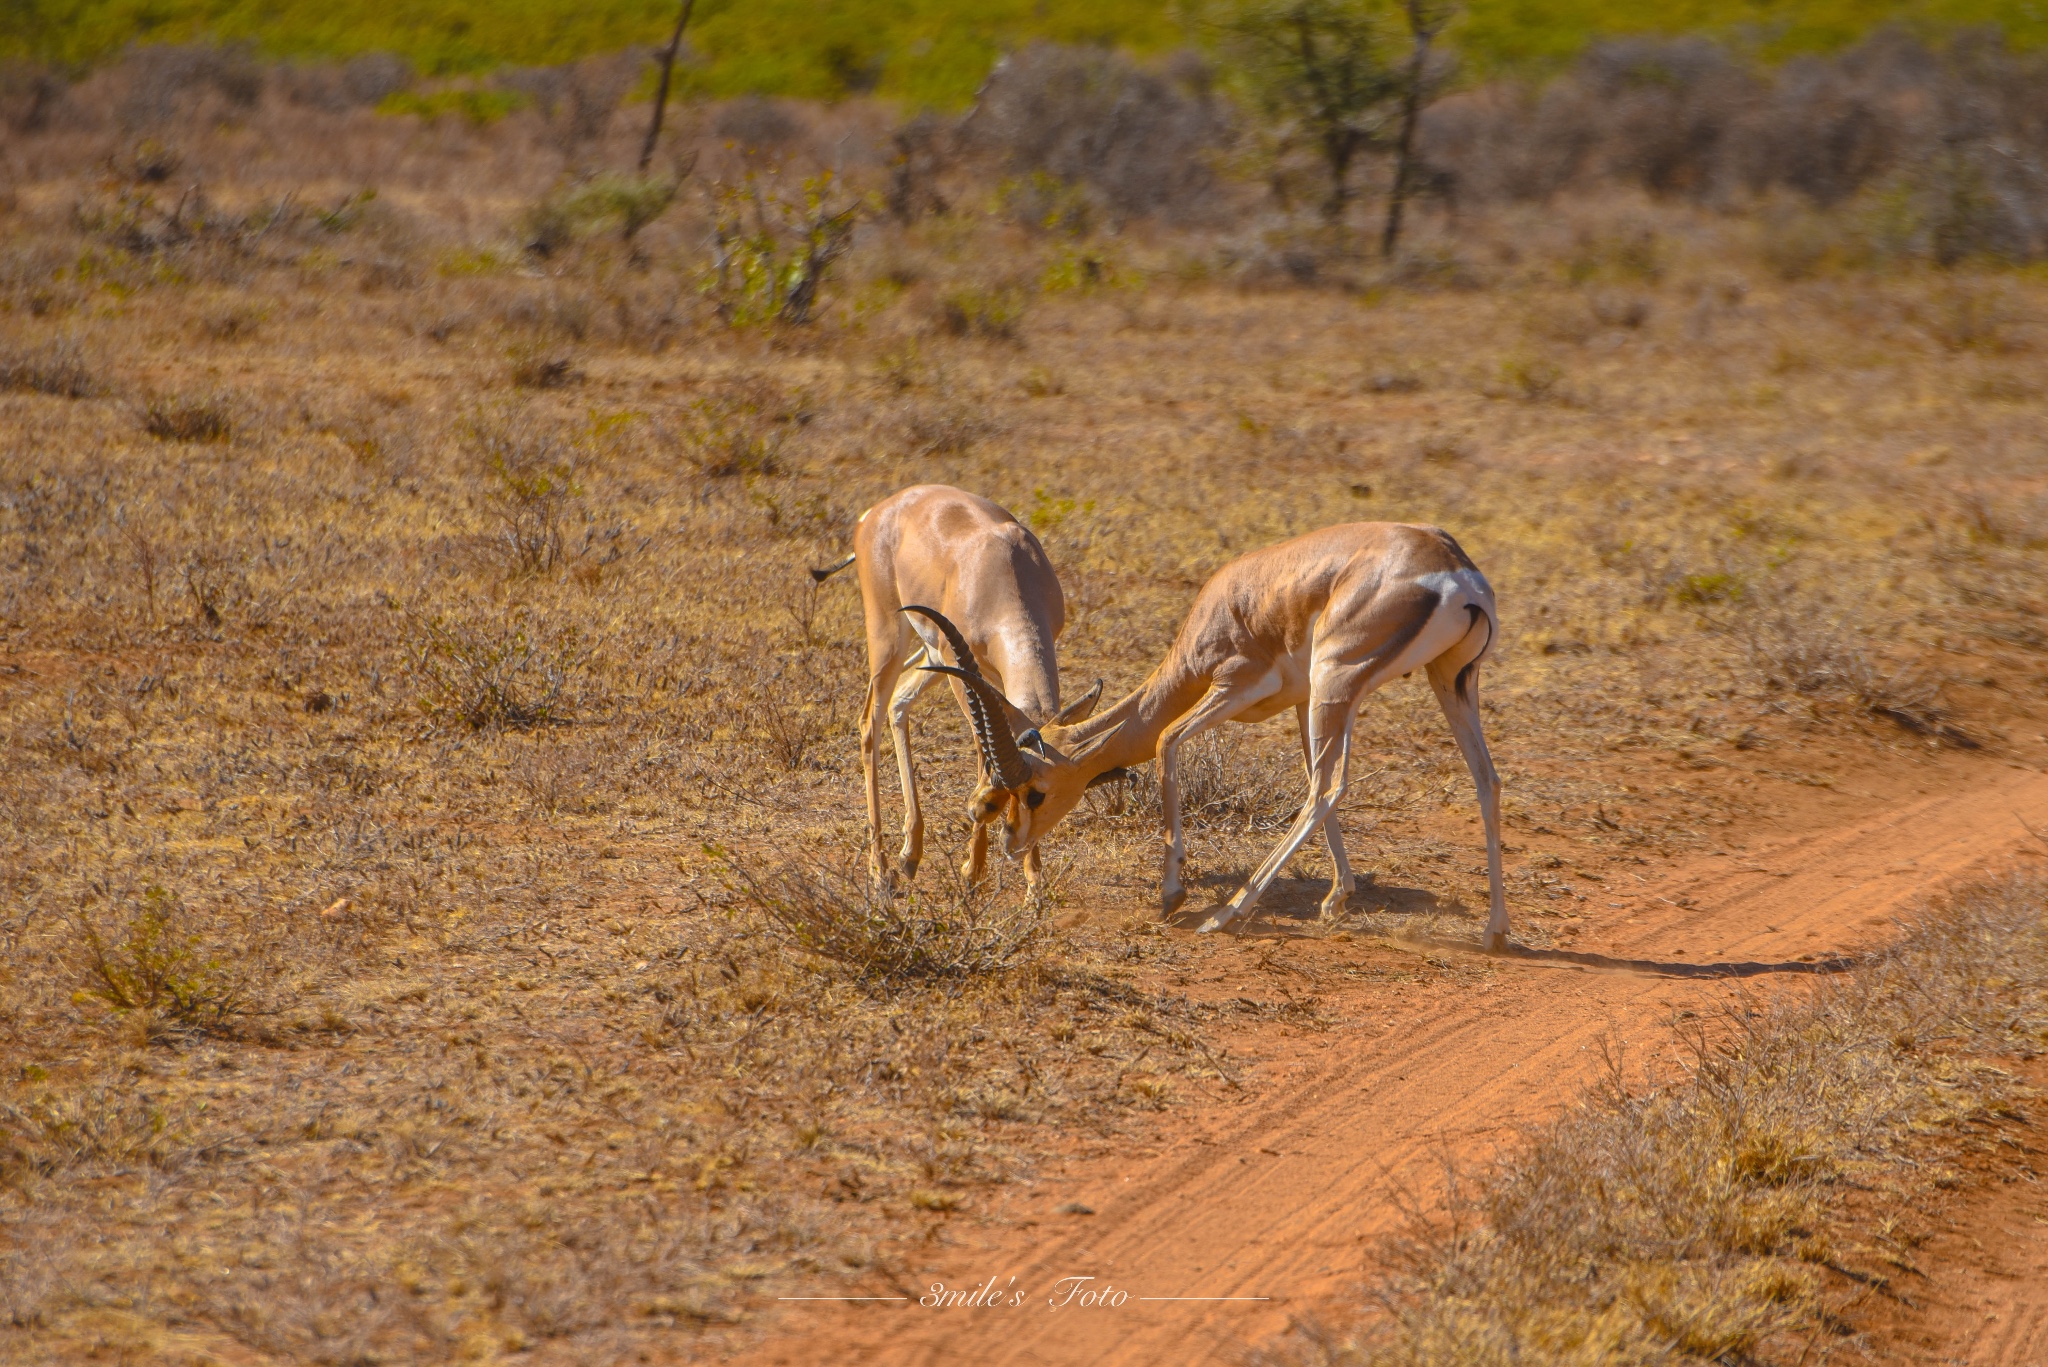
[1163,876,1857,980]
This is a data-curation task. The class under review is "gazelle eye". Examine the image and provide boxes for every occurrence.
[1025,788,1046,808]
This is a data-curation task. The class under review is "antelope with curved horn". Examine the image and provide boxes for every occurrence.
[917,522,1512,948]
[813,485,1104,888]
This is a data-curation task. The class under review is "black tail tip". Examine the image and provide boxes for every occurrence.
[810,553,856,584]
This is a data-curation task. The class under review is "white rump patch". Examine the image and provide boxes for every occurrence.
[1414,568,1496,614]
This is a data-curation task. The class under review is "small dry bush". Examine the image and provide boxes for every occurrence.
[1130,727,1301,833]
[938,284,1028,340]
[506,347,582,389]
[673,386,793,477]
[1283,870,2048,1367]
[903,399,998,456]
[403,609,585,730]
[704,173,861,326]
[73,884,251,1040]
[470,420,579,574]
[754,662,834,770]
[0,1083,185,1184]
[1739,603,1970,745]
[141,392,232,442]
[0,338,95,397]
[735,857,1046,984]
[522,172,681,255]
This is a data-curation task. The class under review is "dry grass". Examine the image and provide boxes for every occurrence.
[1263,869,2048,1367]
[1,75,2046,1364]
[0,337,95,398]
[735,854,1049,983]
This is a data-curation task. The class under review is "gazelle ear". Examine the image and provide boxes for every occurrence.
[1052,679,1103,725]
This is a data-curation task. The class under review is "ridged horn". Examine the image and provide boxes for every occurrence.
[900,605,982,681]
[918,664,1033,792]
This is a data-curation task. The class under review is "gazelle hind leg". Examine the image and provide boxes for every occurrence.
[887,652,940,879]
[1297,702,1357,918]
[1426,656,1508,951]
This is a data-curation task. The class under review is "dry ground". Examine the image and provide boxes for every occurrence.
[3,93,2048,1366]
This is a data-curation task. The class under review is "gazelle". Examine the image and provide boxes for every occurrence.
[918,522,1512,948]
[813,485,1103,888]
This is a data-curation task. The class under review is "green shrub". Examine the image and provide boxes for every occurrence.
[74,886,248,1039]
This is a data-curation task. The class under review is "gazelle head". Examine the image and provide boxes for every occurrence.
[901,605,1128,861]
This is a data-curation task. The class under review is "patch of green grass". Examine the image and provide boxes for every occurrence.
[8,0,2043,105]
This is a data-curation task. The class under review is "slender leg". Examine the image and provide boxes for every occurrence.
[1158,671,1279,915]
[1427,659,1509,952]
[862,670,891,885]
[1297,701,1357,918]
[1203,690,1357,932]
[887,654,941,880]
[961,812,992,884]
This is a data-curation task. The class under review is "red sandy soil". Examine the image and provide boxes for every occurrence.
[1857,1054,2048,1367]
[730,750,2048,1367]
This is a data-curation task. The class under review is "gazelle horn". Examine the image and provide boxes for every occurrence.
[901,605,983,681]
[919,664,1033,792]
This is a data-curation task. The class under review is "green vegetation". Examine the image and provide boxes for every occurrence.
[6,0,2045,104]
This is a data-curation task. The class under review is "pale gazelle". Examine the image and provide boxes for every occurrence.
[813,485,1105,888]
[917,522,1511,947]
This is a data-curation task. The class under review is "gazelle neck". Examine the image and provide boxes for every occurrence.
[1053,658,1209,775]
[986,620,1061,729]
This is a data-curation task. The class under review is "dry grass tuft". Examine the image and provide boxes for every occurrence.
[673,385,793,478]
[140,392,232,442]
[402,609,586,730]
[0,338,96,397]
[1273,870,2048,1367]
[507,347,582,389]
[472,419,579,575]
[736,856,1047,983]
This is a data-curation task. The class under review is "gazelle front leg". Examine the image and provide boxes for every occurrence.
[887,656,940,881]
[861,671,893,886]
[1158,672,1276,916]
[1297,701,1357,918]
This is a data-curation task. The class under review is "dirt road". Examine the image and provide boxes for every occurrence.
[741,761,2048,1367]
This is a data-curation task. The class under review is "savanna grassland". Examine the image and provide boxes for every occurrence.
[3,43,2048,1367]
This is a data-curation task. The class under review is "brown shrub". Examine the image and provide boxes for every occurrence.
[0,338,95,397]
[141,392,233,442]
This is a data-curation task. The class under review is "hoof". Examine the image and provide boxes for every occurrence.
[1483,931,1509,954]
[1161,885,1187,916]
[1196,905,1239,934]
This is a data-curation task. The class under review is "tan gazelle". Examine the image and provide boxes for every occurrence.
[917,521,1512,947]
[813,485,1105,888]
